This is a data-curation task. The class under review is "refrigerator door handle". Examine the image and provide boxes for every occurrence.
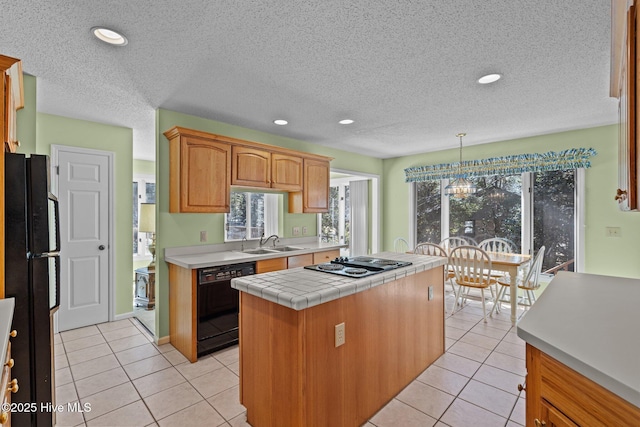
[32,251,60,258]
[49,194,61,253]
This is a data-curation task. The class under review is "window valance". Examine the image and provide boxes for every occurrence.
[404,147,597,183]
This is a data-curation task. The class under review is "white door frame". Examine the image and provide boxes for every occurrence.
[50,144,115,329]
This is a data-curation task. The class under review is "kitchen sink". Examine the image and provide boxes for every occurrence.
[268,246,304,252]
[242,248,276,254]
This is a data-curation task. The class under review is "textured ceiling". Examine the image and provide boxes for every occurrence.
[1,1,617,161]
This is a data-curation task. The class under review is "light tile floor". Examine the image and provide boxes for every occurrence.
[54,291,527,426]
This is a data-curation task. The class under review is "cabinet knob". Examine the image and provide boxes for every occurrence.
[517,383,525,392]
[615,188,628,203]
[7,378,18,393]
[534,419,546,427]
[9,330,16,338]
[0,411,7,424]
[4,359,13,368]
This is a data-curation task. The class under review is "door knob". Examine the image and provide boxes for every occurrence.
[99,245,106,250]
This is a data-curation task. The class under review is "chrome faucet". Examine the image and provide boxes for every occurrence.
[260,233,280,247]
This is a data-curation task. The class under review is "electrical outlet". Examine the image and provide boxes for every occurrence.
[428,286,434,301]
[335,322,345,347]
[293,226,300,236]
[302,226,308,235]
[200,231,207,242]
[605,226,621,237]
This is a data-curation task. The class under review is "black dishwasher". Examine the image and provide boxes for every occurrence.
[197,262,255,356]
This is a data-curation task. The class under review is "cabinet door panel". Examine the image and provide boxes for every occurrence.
[232,146,271,188]
[272,153,302,191]
[540,399,579,427]
[257,257,287,273]
[303,159,330,213]
[182,137,231,212]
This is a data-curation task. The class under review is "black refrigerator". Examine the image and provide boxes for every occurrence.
[5,153,60,427]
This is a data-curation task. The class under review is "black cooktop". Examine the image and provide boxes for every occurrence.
[304,256,412,278]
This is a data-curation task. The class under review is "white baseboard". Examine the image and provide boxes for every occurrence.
[114,311,134,321]
[156,336,170,345]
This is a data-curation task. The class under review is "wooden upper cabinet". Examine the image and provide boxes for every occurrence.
[165,129,231,213]
[232,146,271,188]
[165,126,331,213]
[1,55,23,154]
[303,159,330,212]
[271,153,302,191]
[611,1,639,211]
[232,148,303,191]
[288,158,330,213]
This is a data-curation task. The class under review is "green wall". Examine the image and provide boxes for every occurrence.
[383,125,640,279]
[154,108,384,337]
[16,74,37,154]
[36,113,134,316]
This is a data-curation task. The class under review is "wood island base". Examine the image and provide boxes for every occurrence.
[238,266,445,427]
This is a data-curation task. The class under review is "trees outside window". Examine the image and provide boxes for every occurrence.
[414,170,577,273]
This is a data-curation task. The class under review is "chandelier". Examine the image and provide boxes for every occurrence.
[444,133,477,198]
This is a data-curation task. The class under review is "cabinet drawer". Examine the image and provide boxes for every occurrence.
[256,257,287,273]
[312,250,340,264]
[537,348,640,426]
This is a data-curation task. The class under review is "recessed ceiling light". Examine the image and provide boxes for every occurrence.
[273,119,288,125]
[478,73,501,84]
[339,119,354,125]
[91,27,128,46]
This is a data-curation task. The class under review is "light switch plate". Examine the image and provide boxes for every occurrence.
[200,231,207,242]
[302,226,308,235]
[293,226,300,236]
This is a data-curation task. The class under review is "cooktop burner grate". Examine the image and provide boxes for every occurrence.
[343,268,369,275]
[317,263,344,271]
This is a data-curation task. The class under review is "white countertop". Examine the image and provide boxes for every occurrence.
[231,252,447,310]
[517,271,640,407]
[164,241,346,269]
[0,298,15,360]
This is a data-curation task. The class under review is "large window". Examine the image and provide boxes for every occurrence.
[449,175,522,251]
[225,192,280,241]
[414,170,578,273]
[133,176,156,256]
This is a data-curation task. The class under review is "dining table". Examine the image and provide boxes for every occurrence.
[485,251,531,324]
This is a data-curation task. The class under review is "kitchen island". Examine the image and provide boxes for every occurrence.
[231,252,447,427]
[517,272,640,426]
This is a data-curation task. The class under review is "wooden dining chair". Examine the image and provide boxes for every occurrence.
[448,245,496,322]
[492,246,546,317]
[393,237,410,253]
[413,242,447,257]
[478,237,517,254]
[439,236,470,254]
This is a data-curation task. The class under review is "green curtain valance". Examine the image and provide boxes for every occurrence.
[404,147,597,183]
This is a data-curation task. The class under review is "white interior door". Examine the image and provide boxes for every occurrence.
[56,148,111,331]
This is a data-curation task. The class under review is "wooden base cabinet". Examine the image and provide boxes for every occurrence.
[526,344,640,426]
[239,267,445,427]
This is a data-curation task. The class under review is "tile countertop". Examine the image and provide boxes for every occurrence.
[231,251,447,311]
[517,271,640,408]
[0,298,15,360]
[164,241,347,269]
